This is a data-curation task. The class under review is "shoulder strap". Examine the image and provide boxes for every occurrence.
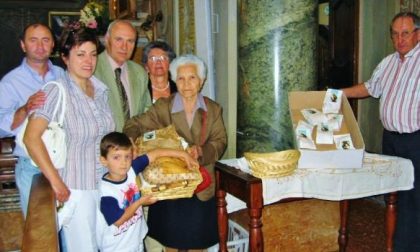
[42,81,66,125]
[200,98,207,146]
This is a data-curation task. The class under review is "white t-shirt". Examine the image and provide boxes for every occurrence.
[97,168,148,252]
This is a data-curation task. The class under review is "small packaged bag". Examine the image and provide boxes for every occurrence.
[316,123,334,144]
[296,120,314,139]
[334,134,355,150]
[301,108,328,126]
[326,114,344,131]
[323,89,343,114]
[297,136,317,150]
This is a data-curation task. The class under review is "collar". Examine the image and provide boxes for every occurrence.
[22,58,53,78]
[395,42,420,61]
[407,42,420,57]
[105,51,127,72]
[171,93,207,114]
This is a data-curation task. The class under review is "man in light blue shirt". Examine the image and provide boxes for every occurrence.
[0,23,65,217]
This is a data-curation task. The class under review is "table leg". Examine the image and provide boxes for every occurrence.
[216,188,228,252]
[338,200,349,252]
[385,192,397,252]
[248,206,263,252]
[216,169,228,252]
[248,183,264,252]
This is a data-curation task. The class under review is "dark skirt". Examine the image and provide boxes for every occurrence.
[147,195,219,249]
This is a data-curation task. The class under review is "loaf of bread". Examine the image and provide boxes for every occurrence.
[143,156,200,185]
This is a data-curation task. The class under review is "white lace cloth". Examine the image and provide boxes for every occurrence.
[221,152,414,213]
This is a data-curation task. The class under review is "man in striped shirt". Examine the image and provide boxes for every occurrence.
[343,12,420,252]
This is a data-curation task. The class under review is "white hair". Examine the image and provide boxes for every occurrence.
[105,19,136,37]
[169,54,207,81]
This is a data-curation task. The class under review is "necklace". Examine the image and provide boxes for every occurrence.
[152,82,170,92]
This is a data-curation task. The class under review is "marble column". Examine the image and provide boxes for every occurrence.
[237,0,317,155]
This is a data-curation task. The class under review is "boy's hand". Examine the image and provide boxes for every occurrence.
[139,194,158,205]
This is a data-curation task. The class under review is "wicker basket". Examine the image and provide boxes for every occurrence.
[134,125,203,200]
[138,172,203,200]
[244,150,300,178]
[138,158,203,200]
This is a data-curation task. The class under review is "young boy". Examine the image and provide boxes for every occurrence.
[96,131,197,252]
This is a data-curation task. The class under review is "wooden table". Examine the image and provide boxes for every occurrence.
[215,161,398,252]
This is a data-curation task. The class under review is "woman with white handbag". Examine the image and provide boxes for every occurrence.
[23,24,114,252]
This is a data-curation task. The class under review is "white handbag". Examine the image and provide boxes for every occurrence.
[16,81,67,169]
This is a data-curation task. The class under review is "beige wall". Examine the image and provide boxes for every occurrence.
[357,0,399,153]
[212,0,238,158]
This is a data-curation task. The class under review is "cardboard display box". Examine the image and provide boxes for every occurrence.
[288,91,365,169]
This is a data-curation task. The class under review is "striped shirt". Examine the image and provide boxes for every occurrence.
[33,72,115,190]
[365,43,420,133]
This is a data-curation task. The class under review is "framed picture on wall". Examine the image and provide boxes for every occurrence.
[48,11,80,41]
[109,0,137,19]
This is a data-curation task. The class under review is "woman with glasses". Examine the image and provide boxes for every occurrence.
[141,41,178,103]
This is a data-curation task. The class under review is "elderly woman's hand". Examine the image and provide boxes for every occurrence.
[177,150,199,170]
[187,145,202,160]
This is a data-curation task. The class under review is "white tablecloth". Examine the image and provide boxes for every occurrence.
[220,153,414,213]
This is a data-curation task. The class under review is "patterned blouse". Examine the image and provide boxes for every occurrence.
[34,72,115,190]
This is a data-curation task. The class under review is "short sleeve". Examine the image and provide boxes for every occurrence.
[32,83,63,123]
[100,196,125,226]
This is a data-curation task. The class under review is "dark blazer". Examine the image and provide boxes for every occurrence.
[123,94,227,201]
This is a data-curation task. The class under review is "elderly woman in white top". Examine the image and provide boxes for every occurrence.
[23,26,114,251]
[124,54,227,251]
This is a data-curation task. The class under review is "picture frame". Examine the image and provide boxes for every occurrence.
[109,0,137,19]
[48,11,80,41]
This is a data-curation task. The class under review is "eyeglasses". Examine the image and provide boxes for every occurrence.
[391,28,418,40]
[148,55,169,63]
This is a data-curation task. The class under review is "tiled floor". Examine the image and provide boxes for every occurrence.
[346,198,386,252]
[0,198,386,251]
[230,197,387,252]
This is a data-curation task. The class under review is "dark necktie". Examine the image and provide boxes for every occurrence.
[115,68,130,121]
